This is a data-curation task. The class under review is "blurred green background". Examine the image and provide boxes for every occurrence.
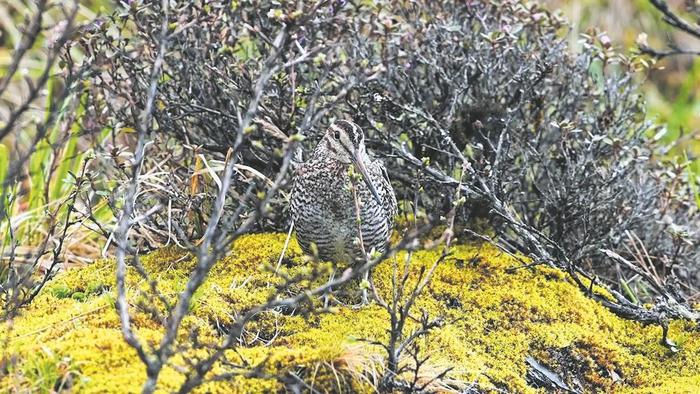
[544,0,700,164]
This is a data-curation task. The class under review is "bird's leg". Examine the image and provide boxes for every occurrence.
[273,221,295,277]
[361,270,369,305]
[349,174,371,308]
[323,269,336,308]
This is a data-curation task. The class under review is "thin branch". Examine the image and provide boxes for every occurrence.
[114,0,172,375]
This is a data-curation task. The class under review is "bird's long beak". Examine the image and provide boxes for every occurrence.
[351,148,383,205]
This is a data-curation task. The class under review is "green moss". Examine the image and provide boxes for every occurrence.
[48,284,72,299]
[70,292,87,302]
[2,233,699,393]
[85,281,109,296]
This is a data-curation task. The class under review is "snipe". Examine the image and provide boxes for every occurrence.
[290,120,397,302]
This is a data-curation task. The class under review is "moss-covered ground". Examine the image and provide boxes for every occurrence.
[1,233,699,393]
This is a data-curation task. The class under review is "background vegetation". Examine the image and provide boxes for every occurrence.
[545,0,700,173]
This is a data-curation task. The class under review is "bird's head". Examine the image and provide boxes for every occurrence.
[322,120,382,204]
[323,120,366,163]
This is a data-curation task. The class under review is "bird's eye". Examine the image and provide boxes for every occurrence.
[333,130,340,140]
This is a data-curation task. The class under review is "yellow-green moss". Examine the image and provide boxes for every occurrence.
[1,233,699,393]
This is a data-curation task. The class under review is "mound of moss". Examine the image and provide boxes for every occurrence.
[1,233,699,393]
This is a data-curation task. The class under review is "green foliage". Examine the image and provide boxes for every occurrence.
[0,0,116,266]
[13,347,85,394]
[0,144,8,186]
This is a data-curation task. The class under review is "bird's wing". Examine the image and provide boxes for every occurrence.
[372,160,398,223]
[290,160,312,222]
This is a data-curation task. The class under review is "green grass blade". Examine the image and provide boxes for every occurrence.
[0,143,8,186]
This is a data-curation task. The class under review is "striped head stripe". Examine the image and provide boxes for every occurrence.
[330,120,362,144]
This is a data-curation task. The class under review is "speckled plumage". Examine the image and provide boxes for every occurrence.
[291,121,397,264]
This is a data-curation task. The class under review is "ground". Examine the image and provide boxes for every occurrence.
[1,233,699,393]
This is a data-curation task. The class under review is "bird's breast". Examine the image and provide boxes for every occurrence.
[291,158,393,263]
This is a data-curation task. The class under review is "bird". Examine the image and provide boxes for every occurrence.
[290,119,397,302]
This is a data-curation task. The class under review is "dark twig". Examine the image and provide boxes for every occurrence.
[640,0,700,58]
